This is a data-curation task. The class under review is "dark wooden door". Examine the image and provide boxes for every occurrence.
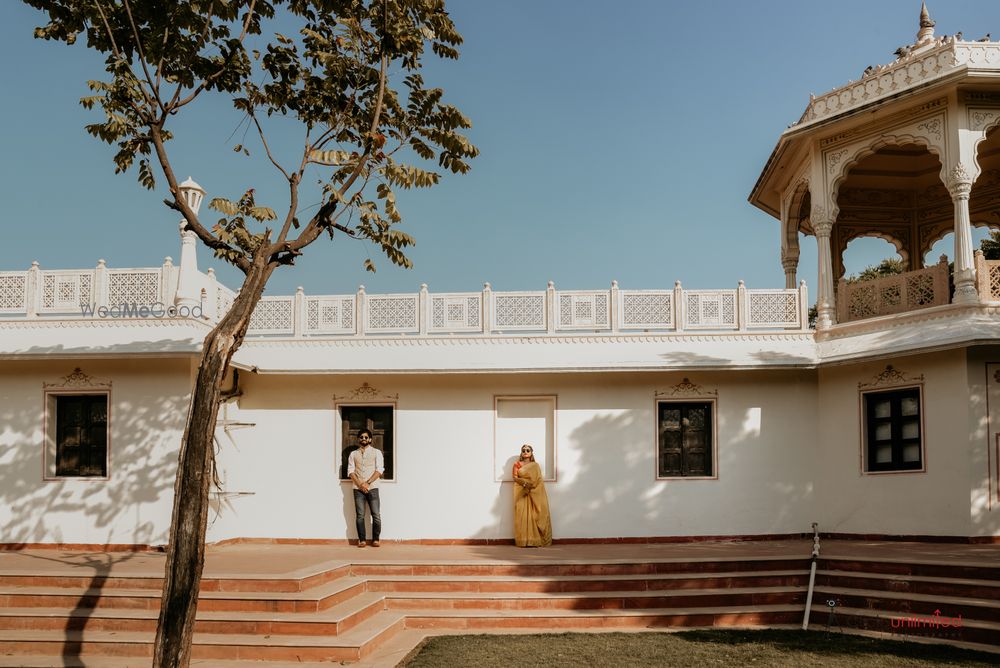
[340,405,394,480]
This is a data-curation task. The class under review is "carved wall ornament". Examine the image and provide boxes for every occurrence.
[858,365,924,390]
[656,378,718,398]
[819,99,947,148]
[969,108,1000,133]
[333,381,398,402]
[915,117,943,141]
[43,367,112,389]
[826,149,850,176]
[948,163,974,198]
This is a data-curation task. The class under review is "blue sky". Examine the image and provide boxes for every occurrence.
[2,1,999,298]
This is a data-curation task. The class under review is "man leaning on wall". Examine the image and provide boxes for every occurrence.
[347,428,384,547]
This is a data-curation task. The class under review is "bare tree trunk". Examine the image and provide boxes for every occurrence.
[152,259,272,668]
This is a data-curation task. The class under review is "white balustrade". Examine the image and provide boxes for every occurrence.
[746,289,802,328]
[247,296,295,335]
[555,290,611,330]
[0,271,28,314]
[492,291,547,331]
[684,289,738,330]
[618,290,674,330]
[104,268,161,307]
[304,295,356,334]
[0,260,814,335]
[429,292,483,333]
[975,252,1000,302]
[365,293,419,333]
[38,270,95,313]
[836,259,949,323]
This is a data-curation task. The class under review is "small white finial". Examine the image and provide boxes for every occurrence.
[483,282,491,290]
[611,280,618,288]
[674,280,682,288]
[296,286,304,295]
[30,260,39,269]
[97,259,106,267]
[738,280,745,287]
[917,2,935,43]
[547,280,554,289]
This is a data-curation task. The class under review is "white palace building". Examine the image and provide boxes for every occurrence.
[2,8,1000,548]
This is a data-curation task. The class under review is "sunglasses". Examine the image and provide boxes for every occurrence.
[521,448,532,453]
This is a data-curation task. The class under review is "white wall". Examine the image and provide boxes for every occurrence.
[208,370,819,542]
[0,358,189,545]
[815,349,978,537]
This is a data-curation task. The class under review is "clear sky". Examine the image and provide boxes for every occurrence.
[2,1,999,298]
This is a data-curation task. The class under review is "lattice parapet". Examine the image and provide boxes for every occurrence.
[40,271,94,312]
[747,290,800,328]
[619,291,673,329]
[0,272,28,313]
[248,296,294,334]
[685,290,737,329]
[838,261,949,322]
[305,296,355,334]
[366,294,419,333]
[557,291,610,330]
[216,286,236,319]
[430,293,482,332]
[492,292,546,330]
[106,269,160,306]
[991,262,1000,301]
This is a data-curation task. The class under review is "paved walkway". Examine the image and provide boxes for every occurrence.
[1,538,997,581]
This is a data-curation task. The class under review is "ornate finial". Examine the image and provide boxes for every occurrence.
[917,2,935,43]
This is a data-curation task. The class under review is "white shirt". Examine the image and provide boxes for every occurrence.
[347,445,385,489]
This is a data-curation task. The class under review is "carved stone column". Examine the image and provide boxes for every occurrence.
[813,208,835,329]
[781,254,799,290]
[948,163,979,304]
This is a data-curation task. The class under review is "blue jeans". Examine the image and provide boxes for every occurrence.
[353,488,381,542]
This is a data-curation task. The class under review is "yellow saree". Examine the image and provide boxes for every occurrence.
[513,461,552,547]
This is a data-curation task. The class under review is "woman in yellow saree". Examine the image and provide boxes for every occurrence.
[512,444,552,547]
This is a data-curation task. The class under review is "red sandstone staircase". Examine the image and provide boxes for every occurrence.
[0,555,809,664]
[0,550,996,665]
[808,556,1000,649]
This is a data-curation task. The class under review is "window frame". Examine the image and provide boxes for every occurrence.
[335,401,396,483]
[43,389,112,481]
[655,398,718,481]
[493,394,558,483]
[860,384,926,475]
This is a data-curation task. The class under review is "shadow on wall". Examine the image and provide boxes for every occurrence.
[468,384,816,547]
[0,362,183,547]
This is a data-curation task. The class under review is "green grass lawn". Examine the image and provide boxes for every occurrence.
[398,629,997,667]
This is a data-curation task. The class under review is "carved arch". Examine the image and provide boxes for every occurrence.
[970,110,1000,181]
[825,114,947,215]
[834,230,908,282]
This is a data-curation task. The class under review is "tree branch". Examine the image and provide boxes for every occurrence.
[149,124,252,273]
[249,112,290,181]
[121,0,160,111]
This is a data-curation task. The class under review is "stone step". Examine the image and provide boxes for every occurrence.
[808,604,1000,648]
[399,604,804,630]
[812,585,1000,622]
[816,569,1000,601]
[385,586,806,611]
[351,557,811,578]
[364,570,810,593]
[0,592,385,637]
[0,564,350,594]
[818,558,1000,581]
[0,576,366,613]
[0,611,406,663]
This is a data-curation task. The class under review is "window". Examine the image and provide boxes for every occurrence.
[494,396,556,482]
[338,405,394,480]
[863,387,922,472]
[50,394,109,478]
[657,401,713,478]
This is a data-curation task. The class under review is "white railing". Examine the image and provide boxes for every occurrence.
[836,257,950,323]
[0,260,811,335]
[975,251,1000,302]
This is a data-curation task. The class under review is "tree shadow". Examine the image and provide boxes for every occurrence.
[0,358,184,657]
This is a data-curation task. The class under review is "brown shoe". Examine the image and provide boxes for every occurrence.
[371,540,380,547]
[358,541,367,548]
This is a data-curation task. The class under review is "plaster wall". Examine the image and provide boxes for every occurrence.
[208,370,819,542]
[815,349,980,537]
[0,358,190,545]
[966,345,1000,538]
